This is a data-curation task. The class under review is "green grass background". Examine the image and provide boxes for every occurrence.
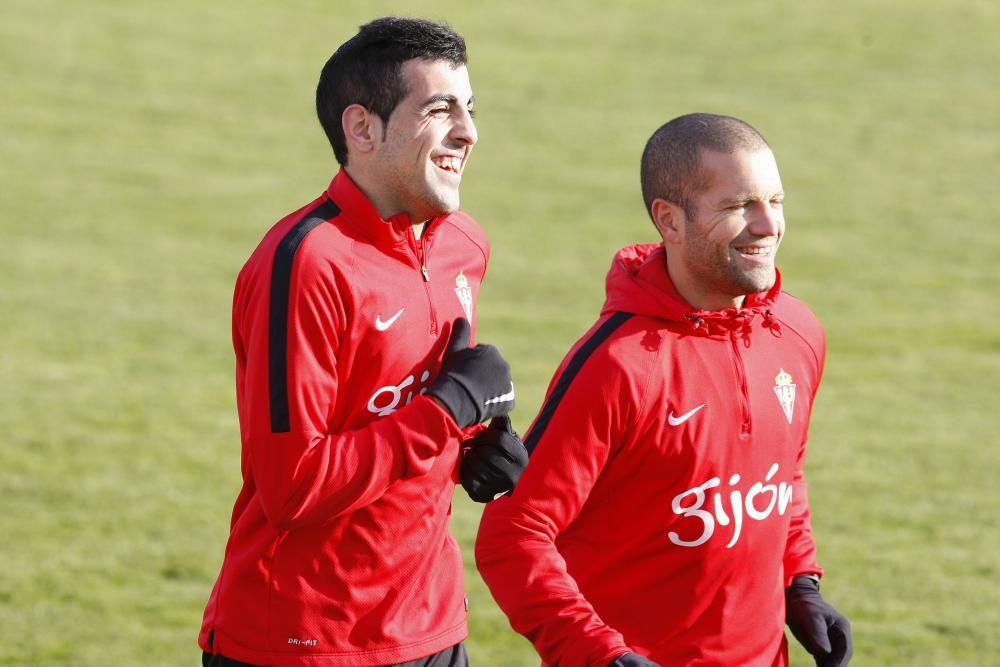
[2,1,998,665]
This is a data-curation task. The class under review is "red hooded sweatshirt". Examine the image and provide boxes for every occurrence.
[476,243,825,666]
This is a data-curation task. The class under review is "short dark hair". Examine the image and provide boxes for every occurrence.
[640,113,769,219]
[316,17,468,165]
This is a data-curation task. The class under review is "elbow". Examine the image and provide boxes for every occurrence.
[474,499,532,571]
[474,503,504,570]
[473,537,493,574]
[265,509,306,533]
[248,431,330,532]
[257,487,314,532]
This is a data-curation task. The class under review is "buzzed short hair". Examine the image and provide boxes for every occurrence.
[316,17,468,165]
[640,113,769,219]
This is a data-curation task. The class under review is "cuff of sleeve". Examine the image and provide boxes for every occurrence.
[559,632,630,667]
[604,649,635,667]
[415,393,466,435]
[784,564,824,588]
[397,395,466,479]
[461,421,489,442]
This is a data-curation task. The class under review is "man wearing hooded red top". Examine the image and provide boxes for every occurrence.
[198,17,528,667]
[476,114,853,667]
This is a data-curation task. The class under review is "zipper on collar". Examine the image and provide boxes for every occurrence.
[730,330,752,436]
[413,236,430,281]
[407,228,438,336]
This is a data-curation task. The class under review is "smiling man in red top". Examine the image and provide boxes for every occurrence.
[198,17,526,667]
[476,114,853,667]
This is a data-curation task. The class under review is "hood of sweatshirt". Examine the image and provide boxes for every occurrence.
[600,243,783,338]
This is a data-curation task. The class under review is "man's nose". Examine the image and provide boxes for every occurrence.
[451,108,478,147]
[747,201,782,236]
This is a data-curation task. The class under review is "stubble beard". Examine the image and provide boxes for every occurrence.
[386,168,460,223]
[687,248,777,305]
[418,178,460,220]
[722,261,776,298]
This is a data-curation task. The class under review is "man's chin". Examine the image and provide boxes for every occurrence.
[428,193,461,217]
[751,276,776,294]
[732,268,776,295]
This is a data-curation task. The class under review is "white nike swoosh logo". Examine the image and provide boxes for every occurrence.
[484,382,515,406]
[668,403,706,426]
[375,308,405,331]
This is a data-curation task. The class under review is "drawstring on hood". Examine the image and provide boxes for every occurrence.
[600,243,784,340]
[762,310,783,337]
[685,313,706,330]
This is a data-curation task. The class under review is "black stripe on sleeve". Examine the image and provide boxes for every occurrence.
[268,200,340,433]
[523,311,634,454]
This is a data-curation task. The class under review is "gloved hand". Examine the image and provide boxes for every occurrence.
[608,652,660,667]
[786,576,853,667]
[460,416,529,502]
[426,319,514,429]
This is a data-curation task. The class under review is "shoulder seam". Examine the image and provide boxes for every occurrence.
[442,216,488,268]
[771,311,823,372]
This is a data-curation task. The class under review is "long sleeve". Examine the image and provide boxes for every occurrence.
[201,180,490,664]
[781,437,822,585]
[782,322,826,584]
[476,323,638,667]
[233,233,463,532]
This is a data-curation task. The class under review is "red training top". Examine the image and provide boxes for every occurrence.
[477,244,825,667]
[200,169,488,666]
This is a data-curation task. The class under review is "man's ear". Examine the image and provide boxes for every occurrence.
[650,198,685,245]
[342,104,382,156]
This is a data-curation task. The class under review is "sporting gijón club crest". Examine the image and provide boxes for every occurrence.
[773,368,796,424]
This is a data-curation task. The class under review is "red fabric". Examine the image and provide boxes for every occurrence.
[476,244,824,666]
[200,169,489,665]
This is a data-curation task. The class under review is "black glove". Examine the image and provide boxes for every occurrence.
[426,319,514,428]
[460,416,529,502]
[786,576,853,667]
[608,653,660,667]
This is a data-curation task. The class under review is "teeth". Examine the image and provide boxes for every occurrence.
[737,247,771,256]
[433,156,461,173]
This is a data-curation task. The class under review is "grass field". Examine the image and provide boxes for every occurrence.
[2,1,998,665]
